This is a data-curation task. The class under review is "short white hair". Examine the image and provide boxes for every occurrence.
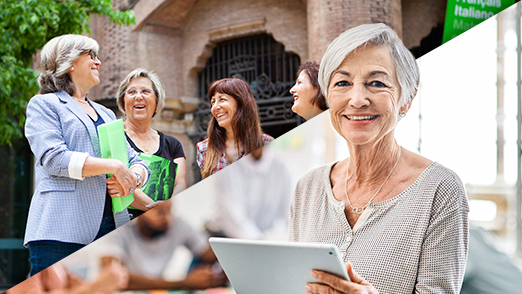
[318,23,419,107]
[38,34,99,95]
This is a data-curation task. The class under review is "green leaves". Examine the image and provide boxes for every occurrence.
[0,55,38,146]
[0,0,136,146]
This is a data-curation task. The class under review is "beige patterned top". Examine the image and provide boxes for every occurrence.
[290,162,469,294]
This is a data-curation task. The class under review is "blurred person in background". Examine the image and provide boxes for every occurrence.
[289,60,328,120]
[197,78,273,179]
[6,260,128,294]
[460,225,522,294]
[98,200,227,291]
[205,145,292,241]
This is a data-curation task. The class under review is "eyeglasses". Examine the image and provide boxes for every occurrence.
[126,88,154,97]
[82,49,99,61]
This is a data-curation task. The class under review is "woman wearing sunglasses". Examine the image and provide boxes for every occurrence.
[24,34,149,275]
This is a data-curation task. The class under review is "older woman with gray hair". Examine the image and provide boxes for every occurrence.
[290,23,468,293]
[116,68,187,219]
[24,34,149,275]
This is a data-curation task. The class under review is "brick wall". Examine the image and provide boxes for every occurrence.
[181,0,308,98]
[91,0,443,103]
[307,0,402,62]
[90,0,134,101]
[88,0,444,185]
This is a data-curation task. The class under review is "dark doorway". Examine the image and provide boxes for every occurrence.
[410,24,444,59]
[193,33,302,141]
[191,33,302,181]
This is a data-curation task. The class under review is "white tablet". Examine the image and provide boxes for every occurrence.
[209,237,349,294]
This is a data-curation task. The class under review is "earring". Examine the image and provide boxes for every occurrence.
[399,111,406,118]
[71,67,74,71]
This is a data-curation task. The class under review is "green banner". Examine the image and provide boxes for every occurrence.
[443,0,515,43]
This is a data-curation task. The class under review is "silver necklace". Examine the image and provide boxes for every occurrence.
[344,147,401,214]
[74,97,97,119]
[74,97,88,104]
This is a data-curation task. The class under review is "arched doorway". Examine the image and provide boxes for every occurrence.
[191,33,302,180]
[193,33,302,139]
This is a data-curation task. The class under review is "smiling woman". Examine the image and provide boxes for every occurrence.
[328,45,405,146]
[289,60,328,120]
[196,78,273,179]
[116,68,188,219]
[24,34,149,276]
[290,23,469,294]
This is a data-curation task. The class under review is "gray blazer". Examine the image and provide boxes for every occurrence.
[24,91,148,246]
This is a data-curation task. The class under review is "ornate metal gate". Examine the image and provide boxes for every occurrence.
[192,33,303,144]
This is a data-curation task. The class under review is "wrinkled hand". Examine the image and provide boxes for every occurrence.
[129,189,155,211]
[305,263,379,294]
[92,259,129,293]
[182,266,228,290]
[129,190,162,211]
[106,161,137,197]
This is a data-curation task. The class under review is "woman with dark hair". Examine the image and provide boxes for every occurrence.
[289,60,328,120]
[196,78,273,179]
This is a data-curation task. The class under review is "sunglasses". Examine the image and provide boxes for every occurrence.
[82,49,99,61]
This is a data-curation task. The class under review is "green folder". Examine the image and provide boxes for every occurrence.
[97,119,134,212]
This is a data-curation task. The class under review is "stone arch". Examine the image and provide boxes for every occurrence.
[131,0,198,33]
[189,32,304,182]
[181,0,308,99]
[194,32,302,132]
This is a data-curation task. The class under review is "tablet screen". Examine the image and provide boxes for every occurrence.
[209,237,349,294]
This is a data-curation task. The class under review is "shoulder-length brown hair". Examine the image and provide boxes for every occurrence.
[298,60,327,111]
[201,77,263,178]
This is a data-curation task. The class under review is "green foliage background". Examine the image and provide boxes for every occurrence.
[0,0,135,146]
